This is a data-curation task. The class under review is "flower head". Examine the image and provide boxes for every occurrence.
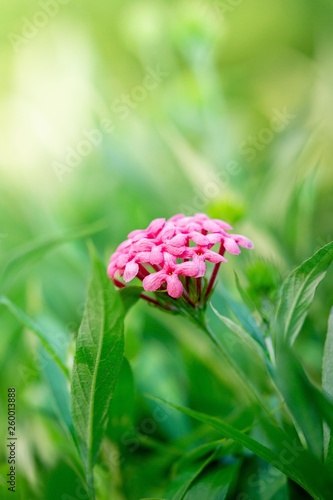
[107,213,253,308]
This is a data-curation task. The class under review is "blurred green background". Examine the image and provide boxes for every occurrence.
[1,0,333,498]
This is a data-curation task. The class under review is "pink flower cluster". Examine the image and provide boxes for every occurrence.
[107,213,253,301]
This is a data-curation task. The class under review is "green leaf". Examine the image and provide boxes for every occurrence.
[169,439,240,500]
[216,286,267,351]
[146,394,333,499]
[183,461,240,500]
[173,440,233,474]
[0,218,108,290]
[0,296,69,378]
[118,286,142,312]
[164,447,223,500]
[211,304,269,363]
[71,254,125,493]
[41,344,74,440]
[275,345,323,459]
[322,307,333,464]
[234,271,259,316]
[276,340,333,463]
[237,459,288,500]
[275,241,333,346]
[107,357,135,442]
[201,319,275,425]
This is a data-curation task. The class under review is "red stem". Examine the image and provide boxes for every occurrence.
[113,279,126,289]
[150,264,162,272]
[182,287,196,308]
[204,243,225,299]
[196,277,202,303]
[139,264,150,277]
[140,294,160,305]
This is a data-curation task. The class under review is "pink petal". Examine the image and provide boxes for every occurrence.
[193,213,208,220]
[186,222,202,232]
[169,214,185,222]
[142,272,167,292]
[123,261,139,282]
[107,263,117,278]
[117,240,132,251]
[147,218,166,237]
[182,247,195,259]
[163,252,177,268]
[150,245,164,265]
[223,237,240,255]
[134,252,151,263]
[176,261,199,277]
[159,223,176,241]
[190,231,210,246]
[133,239,154,252]
[168,233,188,247]
[202,220,222,232]
[204,250,228,263]
[214,219,233,230]
[117,253,130,267]
[233,234,254,249]
[165,244,187,257]
[128,228,145,239]
[206,233,223,244]
[192,256,206,277]
[166,274,183,298]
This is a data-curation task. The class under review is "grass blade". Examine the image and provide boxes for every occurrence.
[0,296,69,378]
[146,394,333,499]
[1,219,108,289]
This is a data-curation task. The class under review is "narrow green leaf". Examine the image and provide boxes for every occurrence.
[0,296,69,378]
[276,339,333,464]
[239,460,288,500]
[322,307,333,463]
[164,447,222,500]
[183,461,240,500]
[216,286,267,351]
[211,304,269,362]
[1,218,108,289]
[201,320,275,425]
[234,271,258,316]
[71,255,125,490]
[146,394,333,499]
[42,345,74,440]
[275,345,323,459]
[275,241,333,345]
[173,440,231,474]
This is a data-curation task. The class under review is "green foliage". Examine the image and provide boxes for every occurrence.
[71,253,125,496]
[146,394,333,499]
[275,241,333,346]
[1,0,333,497]
[2,235,332,498]
[0,296,69,378]
[322,308,333,466]
[246,260,280,299]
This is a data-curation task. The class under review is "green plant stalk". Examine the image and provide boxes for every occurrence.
[189,311,282,427]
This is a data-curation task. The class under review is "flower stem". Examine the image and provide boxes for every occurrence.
[204,243,225,299]
[139,264,150,277]
[140,294,160,305]
[113,279,126,289]
[196,277,202,303]
[182,288,196,308]
[197,320,281,426]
